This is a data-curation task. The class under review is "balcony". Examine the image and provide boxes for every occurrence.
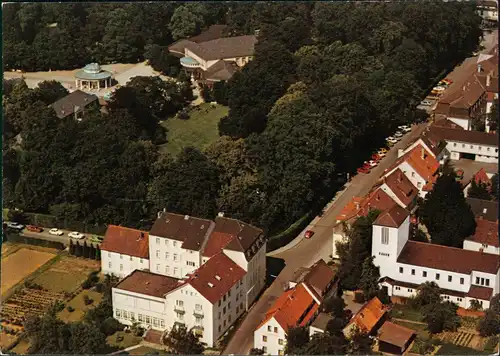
[180,57,201,68]
[193,309,204,318]
[174,305,185,314]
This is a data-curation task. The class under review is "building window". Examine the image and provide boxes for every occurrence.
[164,239,168,246]
[487,147,491,151]
[423,271,427,277]
[160,320,165,328]
[486,279,490,286]
[395,286,400,291]
[476,277,480,284]
[177,313,184,320]
[108,252,111,257]
[223,295,227,302]
[411,269,415,276]
[138,314,144,322]
[453,143,457,147]
[460,277,464,285]
[130,312,135,320]
[196,317,203,324]
[120,264,123,271]
[156,238,160,244]
[462,144,465,148]
[186,261,195,266]
[165,252,169,259]
[263,347,267,353]
[479,146,482,150]
[417,182,422,189]
[145,315,151,324]
[228,302,231,309]
[116,309,121,317]
[165,265,170,274]
[240,302,244,310]
[436,273,440,280]
[408,288,413,292]
[173,241,177,247]
[223,320,226,327]
[411,172,415,177]
[140,258,143,263]
[156,264,160,272]
[173,254,178,261]
[470,145,474,149]
[130,256,133,261]
[218,325,221,332]
[267,325,272,332]
[236,305,239,313]
[218,300,221,307]
[108,262,112,269]
[223,307,226,314]
[195,304,202,311]
[381,227,389,245]
[236,293,239,301]
[262,336,267,342]
[173,267,178,275]
[279,339,284,345]
[399,267,403,274]
[457,298,463,302]
[156,250,160,258]
[274,327,278,333]
[123,311,128,320]
[176,300,184,306]
[218,312,221,319]
[229,315,232,323]
[448,275,452,282]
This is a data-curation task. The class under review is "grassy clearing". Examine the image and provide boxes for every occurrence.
[436,343,489,355]
[57,289,103,323]
[107,331,143,349]
[159,103,228,156]
[390,303,424,322]
[33,255,100,293]
[127,346,168,355]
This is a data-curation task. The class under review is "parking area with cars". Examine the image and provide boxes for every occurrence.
[4,223,103,246]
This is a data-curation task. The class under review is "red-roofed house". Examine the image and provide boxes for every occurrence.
[254,284,320,355]
[379,169,418,210]
[343,297,387,337]
[464,218,499,255]
[463,168,494,197]
[101,225,150,278]
[383,145,440,198]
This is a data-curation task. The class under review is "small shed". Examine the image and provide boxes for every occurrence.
[377,321,416,354]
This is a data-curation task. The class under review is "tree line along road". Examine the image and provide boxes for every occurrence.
[223,122,429,355]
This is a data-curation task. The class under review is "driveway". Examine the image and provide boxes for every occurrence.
[223,123,429,355]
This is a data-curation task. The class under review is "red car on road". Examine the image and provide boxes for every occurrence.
[371,153,381,161]
[357,166,371,174]
[304,230,314,239]
[26,225,43,233]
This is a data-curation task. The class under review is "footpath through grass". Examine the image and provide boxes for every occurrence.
[160,103,228,156]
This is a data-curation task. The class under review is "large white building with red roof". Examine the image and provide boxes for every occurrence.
[372,205,500,310]
[103,212,266,347]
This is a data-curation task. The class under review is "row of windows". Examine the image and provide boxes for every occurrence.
[157,264,179,275]
[109,252,144,264]
[452,142,498,153]
[260,347,283,355]
[267,326,279,333]
[476,277,490,287]
[399,267,466,284]
[174,300,203,310]
[155,237,178,247]
[115,309,166,329]
[262,335,284,345]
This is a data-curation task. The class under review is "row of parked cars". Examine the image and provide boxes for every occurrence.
[357,125,411,174]
[4,222,99,240]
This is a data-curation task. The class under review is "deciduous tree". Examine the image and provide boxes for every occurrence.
[359,256,381,301]
[422,301,461,334]
[162,324,206,354]
[285,326,310,355]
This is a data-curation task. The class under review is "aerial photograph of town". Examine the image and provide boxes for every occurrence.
[1,1,499,355]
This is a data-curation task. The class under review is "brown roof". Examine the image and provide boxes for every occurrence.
[150,213,212,251]
[467,286,494,301]
[114,270,180,298]
[202,231,234,258]
[187,252,246,304]
[189,25,228,43]
[383,169,418,208]
[214,216,264,261]
[378,321,416,348]
[302,259,337,299]
[397,241,500,274]
[466,219,499,247]
[168,39,195,55]
[374,205,410,228]
[466,198,499,221]
[429,126,498,146]
[50,90,98,119]
[257,284,318,333]
[347,297,386,334]
[191,35,257,61]
[436,74,486,114]
[204,60,237,81]
[420,130,448,157]
[100,225,149,259]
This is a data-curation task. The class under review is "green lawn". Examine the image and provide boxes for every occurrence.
[390,304,424,322]
[107,331,143,349]
[127,346,169,355]
[159,103,228,156]
[57,289,103,323]
[436,343,489,355]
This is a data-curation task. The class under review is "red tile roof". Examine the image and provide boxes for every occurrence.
[347,297,386,334]
[336,189,397,222]
[467,286,494,301]
[100,225,149,259]
[374,205,410,228]
[405,145,440,183]
[378,321,416,348]
[186,252,246,304]
[466,219,499,248]
[473,168,492,186]
[202,231,235,258]
[114,270,180,298]
[383,169,418,208]
[257,284,318,333]
[397,241,500,274]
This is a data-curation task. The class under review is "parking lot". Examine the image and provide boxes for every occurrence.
[7,226,103,246]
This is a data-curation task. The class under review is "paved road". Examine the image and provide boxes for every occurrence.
[9,227,102,246]
[223,123,429,355]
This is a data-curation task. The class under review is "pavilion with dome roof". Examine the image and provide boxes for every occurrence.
[74,63,113,90]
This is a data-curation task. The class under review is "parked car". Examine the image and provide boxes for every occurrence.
[386,137,398,144]
[371,153,381,161]
[68,231,85,239]
[89,235,104,243]
[394,131,403,138]
[379,148,388,154]
[26,225,43,233]
[304,230,314,239]
[421,100,433,106]
[433,86,446,92]
[442,79,453,85]
[377,150,387,158]
[7,222,24,231]
[364,160,378,167]
[49,228,64,236]
[357,166,371,174]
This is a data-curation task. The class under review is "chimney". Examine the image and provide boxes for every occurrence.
[217,212,224,217]
[486,73,491,87]
[477,64,482,73]
[184,215,189,220]
[354,201,360,210]
[421,147,425,160]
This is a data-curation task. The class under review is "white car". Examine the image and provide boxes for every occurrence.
[421,100,433,106]
[7,222,24,230]
[394,131,403,138]
[398,125,411,133]
[386,136,399,143]
[364,160,378,167]
[433,86,446,92]
[68,231,84,239]
[49,228,64,236]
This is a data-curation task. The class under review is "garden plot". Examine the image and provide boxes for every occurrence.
[1,248,56,295]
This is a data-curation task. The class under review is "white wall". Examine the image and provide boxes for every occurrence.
[102,251,149,278]
[112,288,167,330]
[463,240,500,255]
[446,141,498,163]
[449,117,471,130]
[379,183,407,209]
[398,161,428,196]
[372,217,410,277]
[309,325,325,337]
[254,318,287,356]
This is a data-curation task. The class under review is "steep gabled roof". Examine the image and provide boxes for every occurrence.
[465,219,499,248]
[216,216,265,261]
[336,189,397,223]
[346,297,386,334]
[473,168,492,186]
[373,205,410,228]
[302,260,337,300]
[50,90,98,119]
[383,169,418,208]
[100,225,149,259]
[378,321,416,348]
[114,270,180,298]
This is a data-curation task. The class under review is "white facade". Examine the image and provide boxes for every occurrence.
[149,223,214,279]
[446,140,498,163]
[448,117,471,130]
[101,251,149,279]
[379,182,408,209]
[254,317,287,356]
[372,215,500,309]
[399,138,449,163]
[383,161,428,198]
[463,239,500,255]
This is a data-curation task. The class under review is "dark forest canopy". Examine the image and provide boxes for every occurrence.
[3,2,483,236]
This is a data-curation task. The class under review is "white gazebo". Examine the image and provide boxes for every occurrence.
[74,63,113,91]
